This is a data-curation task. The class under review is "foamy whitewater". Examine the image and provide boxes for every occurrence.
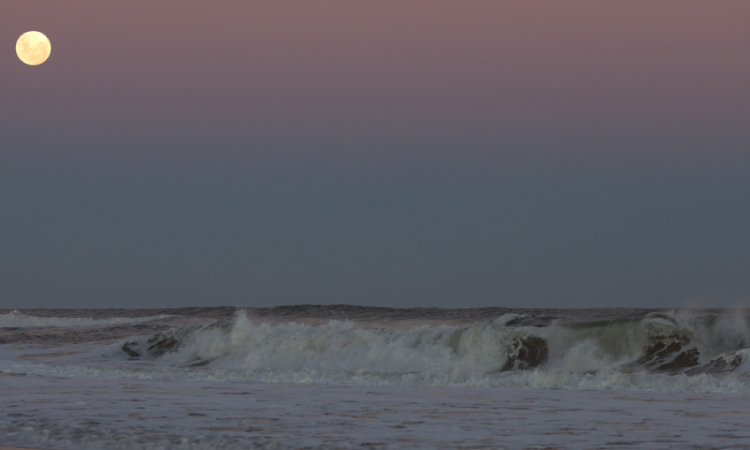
[2,306,750,449]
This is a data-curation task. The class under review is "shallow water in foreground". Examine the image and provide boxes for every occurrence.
[2,306,750,449]
[3,374,750,450]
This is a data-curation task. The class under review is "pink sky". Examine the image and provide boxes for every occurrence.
[2,1,749,170]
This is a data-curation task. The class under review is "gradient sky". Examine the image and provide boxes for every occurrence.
[2,1,749,309]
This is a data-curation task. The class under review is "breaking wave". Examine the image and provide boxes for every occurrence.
[111,309,750,390]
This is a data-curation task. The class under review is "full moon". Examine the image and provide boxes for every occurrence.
[16,31,51,66]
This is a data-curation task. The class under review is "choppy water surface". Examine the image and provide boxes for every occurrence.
[5,306,750,450]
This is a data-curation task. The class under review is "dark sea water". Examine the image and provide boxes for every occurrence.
[3,306,750,450]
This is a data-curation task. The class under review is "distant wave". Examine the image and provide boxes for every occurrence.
[0,310,174,329]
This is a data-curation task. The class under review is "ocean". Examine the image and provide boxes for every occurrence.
[2,306,750,449]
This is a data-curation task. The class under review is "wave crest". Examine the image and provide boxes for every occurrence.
[119,310,750,386]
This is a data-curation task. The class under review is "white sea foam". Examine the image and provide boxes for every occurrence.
[2,311,745,394]
[3,309,750,393]
[142,310,748,378]
[4,355,750,393]
[0,310,174,328]
[151,312,534,377]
